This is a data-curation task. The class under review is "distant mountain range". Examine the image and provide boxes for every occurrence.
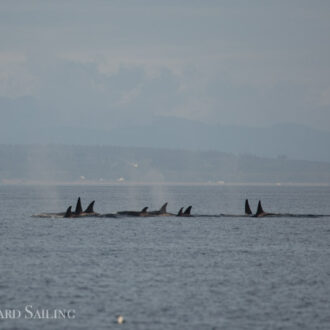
[104,118,330,162]
[1,96,330,162]
[1,145,330,184]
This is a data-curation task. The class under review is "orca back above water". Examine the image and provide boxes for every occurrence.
[75,197,83,215]
[84,201,95,213]
[255,200,265,217]
[177,206,192,217]
[64,197,87,217]
[71,197,99,217]
[80,200,99,216]
[140,206,148,216]
[245,199,252,215]
[184,206,192,216]
[117,206,149,217]
[147,202,178,217]
[254,200,275,217]
[252,200,325,218]
[64,206,73,218]
[177,207,184,216]
[33,197,99,218]
[159,202,168,214]
[33,197,329,219]
[148,202,172,216]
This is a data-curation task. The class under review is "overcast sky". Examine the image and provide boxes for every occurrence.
[1,0,330,133]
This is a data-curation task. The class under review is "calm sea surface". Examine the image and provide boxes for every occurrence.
[0,184,329,330]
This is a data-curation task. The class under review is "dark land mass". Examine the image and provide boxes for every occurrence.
[1,145,330,184]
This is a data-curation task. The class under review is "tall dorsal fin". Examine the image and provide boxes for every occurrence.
[64,206,72,218]
[256,200,264,216]
[84,201,95,213]
[245,199,252,215]
[159,202,168,214]
[141,207,148,214]
[75,197,83,214]
[184,206,192,215]
[177,207,184,216]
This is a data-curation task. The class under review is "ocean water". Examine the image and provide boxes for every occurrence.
[0,184,330,330]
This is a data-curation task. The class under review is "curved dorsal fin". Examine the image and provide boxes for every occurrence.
[64,206,72,218]
[177,207,184,216]
[159,202,168,214]
[75,197,83,214]
[184,206,192,215]
[245,199,252,215]
[84,201,95,213]
[141,207,148,214]
[256,200,264,216]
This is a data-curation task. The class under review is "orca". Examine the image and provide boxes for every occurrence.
[64,206,73,218]
[245,199,252,215]
[148,202,168,216]
[64,197,100,218]
[159,202,168,214]
[147,203,176,216]
[75,197,83,215]
[176,207,184,216]
[80,200,100,217]
[34,197,328,219]
[99,212,117,218]
[252,200,322,218]
[33,197,99,218]
[117,206,149,217]
[254,200,275,217]
[183,206,192,216]
[84,201,95,213]
[177,206,192,217]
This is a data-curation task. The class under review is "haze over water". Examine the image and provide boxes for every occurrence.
[0,184,329,329]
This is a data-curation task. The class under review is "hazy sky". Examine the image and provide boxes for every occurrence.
[1,0,330,133]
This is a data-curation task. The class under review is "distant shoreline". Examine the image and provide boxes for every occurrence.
[1,180,329,187]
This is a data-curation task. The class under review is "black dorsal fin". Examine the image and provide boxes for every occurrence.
[64,206,72,218]
[159,202,168,214]
[141,207,148,214]
[177,207,184,216]
[184,206,192,215]
[256,200,264,216]
[245,199,252,215]
[84,201,95,213]
[75,197,83,214]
